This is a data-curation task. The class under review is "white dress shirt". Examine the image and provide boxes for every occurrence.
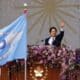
[48,37,55,45]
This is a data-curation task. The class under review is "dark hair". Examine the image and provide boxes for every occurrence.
[49,27,57,33]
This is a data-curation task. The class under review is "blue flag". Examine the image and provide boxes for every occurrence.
[0,14,27,65]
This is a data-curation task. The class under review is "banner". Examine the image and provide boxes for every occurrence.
[0,14,27,65]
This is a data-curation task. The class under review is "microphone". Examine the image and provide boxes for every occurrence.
[41,39,45,42]
[35,39,45,45]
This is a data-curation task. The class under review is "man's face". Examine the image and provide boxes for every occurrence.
[50,29,57,37]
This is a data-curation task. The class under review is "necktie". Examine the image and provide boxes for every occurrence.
[48,37,55,45]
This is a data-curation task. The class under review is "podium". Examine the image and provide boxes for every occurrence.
[27,45,79,80]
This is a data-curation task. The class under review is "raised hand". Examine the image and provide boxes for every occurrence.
[60,20,64,28]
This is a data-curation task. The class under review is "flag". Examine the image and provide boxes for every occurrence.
[0,14,27,65]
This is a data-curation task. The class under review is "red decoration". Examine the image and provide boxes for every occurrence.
[24,8,27,14]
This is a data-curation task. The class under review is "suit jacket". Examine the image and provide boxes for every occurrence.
[45,31,64,47]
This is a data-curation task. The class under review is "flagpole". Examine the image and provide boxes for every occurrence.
[24,58,27,80]
[23,3,27,80]
[0,68,1,77]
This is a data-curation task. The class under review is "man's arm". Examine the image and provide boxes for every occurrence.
[56,21,64,41]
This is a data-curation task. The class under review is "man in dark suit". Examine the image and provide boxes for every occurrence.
[45,21,64,47]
